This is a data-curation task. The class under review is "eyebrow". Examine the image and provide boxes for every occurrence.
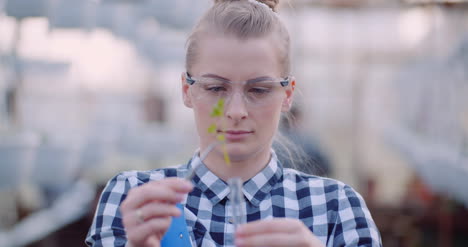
[200,74,277,84]
[201,74,230,82]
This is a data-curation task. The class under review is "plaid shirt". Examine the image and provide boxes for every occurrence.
[86,151,381,247]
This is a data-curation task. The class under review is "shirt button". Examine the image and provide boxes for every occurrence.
[179,233,184,239]
[228,218,234,224]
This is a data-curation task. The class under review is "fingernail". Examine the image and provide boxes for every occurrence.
[182,181,193,190]
[174,207,183,217]
[176,193,185,201]
[235,237,245,246]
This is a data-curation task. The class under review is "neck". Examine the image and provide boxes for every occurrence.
[201,146,271,182]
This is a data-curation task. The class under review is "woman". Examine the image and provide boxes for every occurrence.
[86,0,382,246]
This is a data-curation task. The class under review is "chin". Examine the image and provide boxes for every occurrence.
[223,143,265,162]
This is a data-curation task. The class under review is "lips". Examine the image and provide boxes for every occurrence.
[224,130,252,134]
[219,130,254,141]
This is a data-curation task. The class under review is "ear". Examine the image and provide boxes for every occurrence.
[281,77,295,112]
[181,72,193,108]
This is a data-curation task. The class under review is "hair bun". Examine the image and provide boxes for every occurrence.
[214,0,279,11]
[257,0,279,11]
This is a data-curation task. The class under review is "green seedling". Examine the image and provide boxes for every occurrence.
[208,98,231,166]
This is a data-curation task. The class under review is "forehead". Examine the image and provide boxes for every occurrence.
[191,34,282,80]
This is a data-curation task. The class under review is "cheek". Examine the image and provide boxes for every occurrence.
[254,104,282,131]
[193,103,215,131]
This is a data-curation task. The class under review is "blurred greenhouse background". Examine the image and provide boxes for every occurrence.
[0,0,467,246]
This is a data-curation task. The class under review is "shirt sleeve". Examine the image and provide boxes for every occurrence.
[331,185,382,247]
[86,173,131,247]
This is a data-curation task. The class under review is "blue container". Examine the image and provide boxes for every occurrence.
[161,203,192,247]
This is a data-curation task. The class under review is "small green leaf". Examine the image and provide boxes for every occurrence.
[217,134,225,141]
[208,124,217,133]
[211,108,221,117]
[217,99,225,109]
[210,99,225,117]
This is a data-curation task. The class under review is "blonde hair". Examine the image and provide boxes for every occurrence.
[185,0,325,175]
[185,0,290,77]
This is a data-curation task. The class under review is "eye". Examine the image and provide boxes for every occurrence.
[206,86,227,93]
[248,82,276,95]
[198,78,229,93]
[249,87,270,94]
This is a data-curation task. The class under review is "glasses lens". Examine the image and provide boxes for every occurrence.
[189,78,285,107]
[243,81,284,106]
[190,79,229,103]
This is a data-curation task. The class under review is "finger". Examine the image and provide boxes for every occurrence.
[236,233,319,247]
[236,218,299,236]
[122,202,181,227]
[235,232,325,247]
[126,216,172,246]
[140,202,182,221]
[122,178,193,210]
[144,236,160,247]
[155,177,194,193]
[236,233,295,247]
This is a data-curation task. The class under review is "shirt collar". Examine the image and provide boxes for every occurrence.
[187,150,283,207]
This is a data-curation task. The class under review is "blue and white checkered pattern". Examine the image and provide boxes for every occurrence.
[86,151,382,247]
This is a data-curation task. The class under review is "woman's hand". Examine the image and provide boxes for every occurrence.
[235,218,325,247]
[120,178,193,247]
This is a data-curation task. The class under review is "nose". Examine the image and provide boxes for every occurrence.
[225,92,248,121]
